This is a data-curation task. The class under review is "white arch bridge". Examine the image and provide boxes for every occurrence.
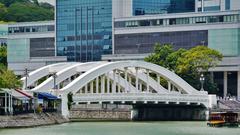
[21,61,215,117]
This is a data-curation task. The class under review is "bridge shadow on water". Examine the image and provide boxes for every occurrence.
[133,103,207,121]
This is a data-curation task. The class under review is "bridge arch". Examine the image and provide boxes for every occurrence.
[21,61,212,117]
[60,61,201,95]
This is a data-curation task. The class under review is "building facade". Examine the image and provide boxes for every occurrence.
[56,0,114,62]
[133,0,195,15]
[102,8,240,99]
[197,0,240,12]
[0,21,67,76]
[55,0,198,62]
[112,11,240,56]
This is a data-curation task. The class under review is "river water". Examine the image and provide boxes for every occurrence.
[0,122,239,135]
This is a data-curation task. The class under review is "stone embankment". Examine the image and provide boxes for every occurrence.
[0,113,69,128]
[70,109,131,121]
[70,104,132,121]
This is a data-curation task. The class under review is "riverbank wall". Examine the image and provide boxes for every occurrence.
[0,113,69,128]
[70,104,132,121]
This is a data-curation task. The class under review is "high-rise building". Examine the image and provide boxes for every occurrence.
[55,0,196,62]
[55,0,240,98]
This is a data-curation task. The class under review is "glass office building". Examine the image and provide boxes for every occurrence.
[56,0,113,62]
[56,0,197,62]
[133,0,195,15]
[114,11,240,56]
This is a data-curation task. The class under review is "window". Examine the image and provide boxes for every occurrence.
[225,0,230,10]
[25,27,30,32]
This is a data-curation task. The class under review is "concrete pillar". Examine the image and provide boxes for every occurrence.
[135,68,139,91]
[224,71,228,98]
[61,94,69,118]
[201,0,204,12]
[107,73,110,93]
[124,69,129,93]
[131,109,138,120]
[96,77,99,93]
[112,70,116,93]
[101,75,105,93]
[157,74,161,89]
[10,94,13,114]
[90,81,93,94]
[129,76,132,84]
[8,93,10,113]
[85,84,88,93]
[195,0,198,12]
[238,71,240,100]
[4,92,7,114]
[117,73,121,93]
[168,81,171,92]
[139,83,142,92]
[157,75,160,85]
[146,69,149,92]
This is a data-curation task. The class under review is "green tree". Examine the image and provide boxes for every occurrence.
[144,43,174,68]
[0,0,29,7]
[145,44,223,94]
[177,46,223,74]
[0,45,7,66]
[5,2,54,22]
[0,3,7,20]
[0,68,22,89]
[0,0,54,22]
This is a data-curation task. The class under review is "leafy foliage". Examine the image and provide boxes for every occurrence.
[0,68,22,89]
[177,46,223,74]
[144,43,174,69]
[145,44,223,94]
[0,0,29,7]
[0,3,7,19]
[0,0,54,22]
[0,45,7,66]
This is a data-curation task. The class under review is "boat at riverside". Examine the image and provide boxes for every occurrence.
[207,112,239,127]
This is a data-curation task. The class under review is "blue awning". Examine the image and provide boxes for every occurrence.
[37,92,59,100]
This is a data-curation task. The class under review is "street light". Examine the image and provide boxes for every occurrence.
[199,73,205,91]
[24,68,29,90]
[51,72,58,90]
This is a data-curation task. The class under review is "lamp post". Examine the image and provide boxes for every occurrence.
[24,68,29,90]
[200,73,205,91]
[51,72,58,90]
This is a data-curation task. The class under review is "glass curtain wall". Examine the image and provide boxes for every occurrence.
[114,30,208,54]
[132,0,195,15]
[56,0,112,62]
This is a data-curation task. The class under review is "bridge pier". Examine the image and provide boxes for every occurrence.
[61,94,69,118]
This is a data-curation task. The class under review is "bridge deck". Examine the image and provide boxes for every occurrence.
[73,93,209,107]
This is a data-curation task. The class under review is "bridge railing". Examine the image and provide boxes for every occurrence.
[73,93,209,106]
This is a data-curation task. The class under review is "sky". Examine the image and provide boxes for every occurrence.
[38,0,55,5]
